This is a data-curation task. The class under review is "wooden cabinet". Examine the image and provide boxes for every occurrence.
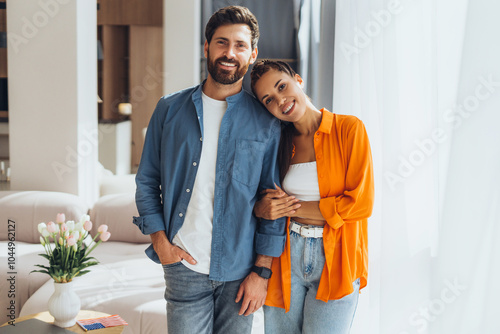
[97,0,163,170]
[98,0,162,26]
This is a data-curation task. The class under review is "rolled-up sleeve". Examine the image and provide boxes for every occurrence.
[255,121,286,257]
[319,119,374,230]
[134,98,167,235]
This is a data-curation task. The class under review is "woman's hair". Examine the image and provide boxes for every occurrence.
[205,6,260,50]
[250,60,298,185]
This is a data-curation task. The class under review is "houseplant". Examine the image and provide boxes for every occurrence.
[32,213,111,327]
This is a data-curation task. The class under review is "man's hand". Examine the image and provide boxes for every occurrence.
[235,272,268,316]
[150,231,197,265]
[254,186,301,220]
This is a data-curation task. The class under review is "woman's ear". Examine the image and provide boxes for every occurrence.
[294,74,305,88]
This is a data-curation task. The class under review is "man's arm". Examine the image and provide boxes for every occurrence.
[235,254,272,316]
[236,120,286,316]
[133,98,196,265]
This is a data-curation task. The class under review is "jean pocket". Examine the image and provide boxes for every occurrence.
[162,261,182,269]
[232,139,266,187]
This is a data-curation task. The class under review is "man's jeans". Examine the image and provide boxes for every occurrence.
[163,262,253,334]
[264,227,360,334]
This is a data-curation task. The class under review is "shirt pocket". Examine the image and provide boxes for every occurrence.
[232,139,266,187]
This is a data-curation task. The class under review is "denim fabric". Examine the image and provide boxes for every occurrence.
[163,262,253,334]
[264,226,360,334]
[133,83,286,281]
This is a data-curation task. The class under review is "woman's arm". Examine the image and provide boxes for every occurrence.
[253,188,301,220]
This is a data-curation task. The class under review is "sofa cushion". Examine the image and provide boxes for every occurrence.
[0,191,89,243]
[89,193,150,243]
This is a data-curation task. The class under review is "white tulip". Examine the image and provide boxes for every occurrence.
[74,222,84,233]
[79,214,90,224]
[66,221,75,231]
[37,222,47,234]
[41,228,50,237]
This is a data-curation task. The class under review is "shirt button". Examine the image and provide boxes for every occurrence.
[186,189,190,193]
[193,162,197,166]
[179,213,184,217]
[317,155,322,159]
[200,137,203,141]
[320,174,324,178]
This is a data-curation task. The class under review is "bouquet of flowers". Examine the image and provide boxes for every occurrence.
[31,213,111,283]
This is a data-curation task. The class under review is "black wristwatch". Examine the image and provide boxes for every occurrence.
[251,265,272,279]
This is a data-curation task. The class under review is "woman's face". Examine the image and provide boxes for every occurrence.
[253,69,307,122]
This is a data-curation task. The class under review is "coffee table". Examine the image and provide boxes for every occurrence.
[1,310,125,333]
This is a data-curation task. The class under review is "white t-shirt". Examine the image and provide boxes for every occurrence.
[172,91,227,274]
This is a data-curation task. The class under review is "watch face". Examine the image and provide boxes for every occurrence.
[253,265,272,279]
[261,267,272,279]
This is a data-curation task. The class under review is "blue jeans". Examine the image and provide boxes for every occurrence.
[162,262,253,334]
[264,227,360,334]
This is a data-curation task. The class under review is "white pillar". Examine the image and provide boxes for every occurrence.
[7,0,98,205]
[163,0,201,95]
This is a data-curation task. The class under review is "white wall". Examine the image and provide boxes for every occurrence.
[163,0,201,95]
[7,0,98,205]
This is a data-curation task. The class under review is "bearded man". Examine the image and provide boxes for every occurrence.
[133,6,286,334]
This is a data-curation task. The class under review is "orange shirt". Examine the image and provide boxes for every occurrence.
[265,108,375,311]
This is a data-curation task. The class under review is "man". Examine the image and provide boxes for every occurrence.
[133,6,286,334]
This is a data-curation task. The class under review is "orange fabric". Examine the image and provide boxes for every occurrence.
[265,109,374,311]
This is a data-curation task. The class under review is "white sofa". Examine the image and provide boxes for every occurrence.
[0,190,265,333]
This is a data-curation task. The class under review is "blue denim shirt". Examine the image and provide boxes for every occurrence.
[133,83,286,281]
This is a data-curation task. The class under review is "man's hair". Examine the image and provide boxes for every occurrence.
[250,59,297,98]
[205,6,260,50]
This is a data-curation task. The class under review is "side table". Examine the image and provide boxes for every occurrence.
[1,310,125,333]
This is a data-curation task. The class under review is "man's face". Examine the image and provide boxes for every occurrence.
[204,24,258,85]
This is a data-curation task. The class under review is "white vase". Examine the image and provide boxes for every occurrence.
[48,281,81,327]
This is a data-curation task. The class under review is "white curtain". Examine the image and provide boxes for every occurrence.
[332,0,500,333]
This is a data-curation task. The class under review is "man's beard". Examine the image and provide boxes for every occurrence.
[207,51,250,85]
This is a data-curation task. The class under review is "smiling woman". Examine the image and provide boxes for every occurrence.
[251,59,374,334]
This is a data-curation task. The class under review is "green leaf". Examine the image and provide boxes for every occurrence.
[38,253,51,260]
[30,269,50,275]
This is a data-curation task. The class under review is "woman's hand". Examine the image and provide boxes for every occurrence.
[254,186,301,220]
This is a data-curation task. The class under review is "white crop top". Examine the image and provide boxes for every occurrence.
[282,161,321,201]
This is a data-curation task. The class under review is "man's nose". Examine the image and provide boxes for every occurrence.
[225,46,236,59]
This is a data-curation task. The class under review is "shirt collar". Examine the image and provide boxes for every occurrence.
[318,108,333,134]
[193,80,246,104]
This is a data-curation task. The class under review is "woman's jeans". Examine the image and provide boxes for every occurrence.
[264,226,360,334]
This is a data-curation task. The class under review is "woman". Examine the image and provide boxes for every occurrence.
[250,60,374,334]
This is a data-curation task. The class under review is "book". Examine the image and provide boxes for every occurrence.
[76,315,128,331]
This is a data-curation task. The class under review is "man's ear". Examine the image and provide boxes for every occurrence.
[203,40,209,58]
[295,74,305,88]
[249,46,258,64]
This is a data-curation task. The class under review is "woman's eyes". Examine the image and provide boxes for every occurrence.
[264,84,286,105]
